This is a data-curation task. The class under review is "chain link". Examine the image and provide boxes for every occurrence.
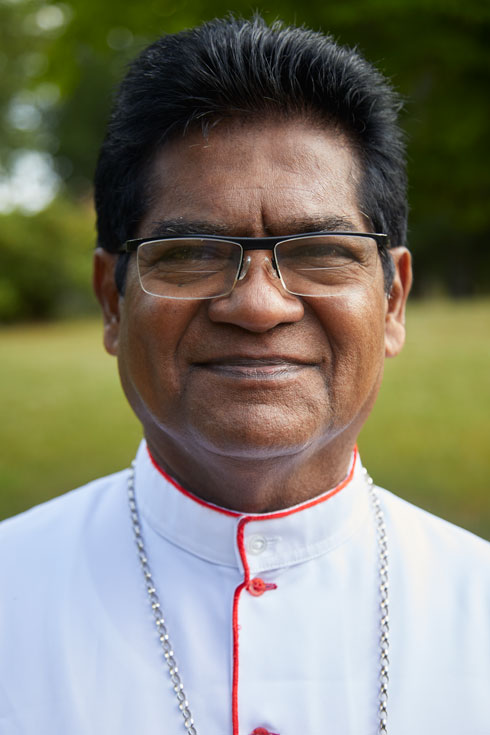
[128,462,389,735]
[365,469,390,735]
[128,465,197,735]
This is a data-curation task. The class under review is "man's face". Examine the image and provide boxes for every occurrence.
[97,118,410,472]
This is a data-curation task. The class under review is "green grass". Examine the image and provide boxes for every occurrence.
[359,299,490,539]
[1,300,489,539]
[0,319,141,518]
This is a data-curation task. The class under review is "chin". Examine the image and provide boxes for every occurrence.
[188,408,329,460]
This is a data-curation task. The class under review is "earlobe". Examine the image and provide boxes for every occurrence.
[93,248,121,356]
[384,247,412,358]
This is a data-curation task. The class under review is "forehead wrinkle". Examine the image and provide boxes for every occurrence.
[261,137,362,221]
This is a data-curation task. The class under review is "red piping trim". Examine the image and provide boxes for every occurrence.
[147,449,240,517]
[232,517,251,735]
[251,445,357,521]
[147,445,358,521]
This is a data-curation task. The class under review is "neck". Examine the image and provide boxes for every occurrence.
[145,430,356,513]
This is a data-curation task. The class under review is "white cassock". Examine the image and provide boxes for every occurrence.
[1,440,489,735]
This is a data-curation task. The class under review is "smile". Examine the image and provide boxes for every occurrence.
[193,357,318,380]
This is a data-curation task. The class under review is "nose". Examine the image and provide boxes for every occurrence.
[207,251,304,333]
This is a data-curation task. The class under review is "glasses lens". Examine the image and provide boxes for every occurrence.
[137,239,242,299]
[275,234,379,296]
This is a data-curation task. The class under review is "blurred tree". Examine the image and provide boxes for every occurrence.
[0,196,96,321]
[1,0,489,309]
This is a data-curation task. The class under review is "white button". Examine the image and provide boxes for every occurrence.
[247,535,267,555]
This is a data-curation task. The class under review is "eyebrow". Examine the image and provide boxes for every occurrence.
[147,220,230,237]
[146,215,361,238]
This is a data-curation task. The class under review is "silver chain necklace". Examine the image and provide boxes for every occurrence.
[127,464,389,735]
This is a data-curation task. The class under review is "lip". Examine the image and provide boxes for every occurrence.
[192,355,318,380]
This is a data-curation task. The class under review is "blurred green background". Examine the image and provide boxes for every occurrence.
[1,0,489,536]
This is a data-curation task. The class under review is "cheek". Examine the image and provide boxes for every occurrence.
[117,292,200,410]
[317,284,385,336]
[313,288,387,381]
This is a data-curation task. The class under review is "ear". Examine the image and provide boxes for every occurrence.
[93,248,121,356]
[384,247,412,358]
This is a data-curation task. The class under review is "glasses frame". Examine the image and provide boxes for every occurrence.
[119,231,390,300]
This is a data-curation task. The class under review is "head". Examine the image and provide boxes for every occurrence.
[93,16,412,511]
[94,15,407,291]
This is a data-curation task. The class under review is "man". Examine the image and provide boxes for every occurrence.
[1,16,489,735]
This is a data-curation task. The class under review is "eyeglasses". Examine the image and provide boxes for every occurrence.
[120,231,389,300]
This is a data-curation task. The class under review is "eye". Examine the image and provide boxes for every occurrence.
[157,246,204,263]
[278,236,366,269]
[139,240,233,269]
[299,244,355,263]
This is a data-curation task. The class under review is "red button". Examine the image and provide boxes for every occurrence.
[246,577,277,597]
[250,729,280,735]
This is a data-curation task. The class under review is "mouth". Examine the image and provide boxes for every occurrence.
[193,356,318,380]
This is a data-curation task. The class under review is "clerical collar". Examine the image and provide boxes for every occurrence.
[134,440,370,572]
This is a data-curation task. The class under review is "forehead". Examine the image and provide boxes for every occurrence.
[139,118,365,236]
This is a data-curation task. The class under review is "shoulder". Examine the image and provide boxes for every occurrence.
[0,469,130,557]
[378,486,490,579]
[376,487,490,691]
[379,486,490,550]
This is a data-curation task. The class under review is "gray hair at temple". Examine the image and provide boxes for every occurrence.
[94,15,407,292]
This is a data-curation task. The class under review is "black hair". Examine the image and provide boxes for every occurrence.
[94,15,407,291]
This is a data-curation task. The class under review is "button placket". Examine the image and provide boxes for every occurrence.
[238,522,281,735]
